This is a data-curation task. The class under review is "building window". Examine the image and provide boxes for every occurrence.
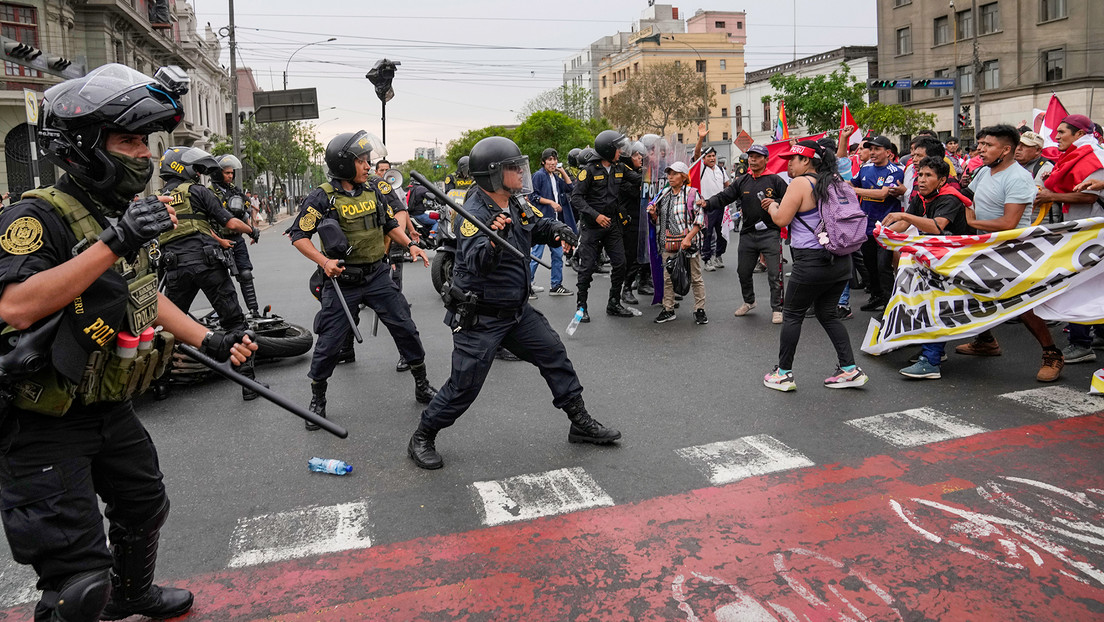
[675,60,681,68]
[895,27,912,55]
[1,4,39,78]
[722,131,730,141]
[934,68,952,97]
[1040,0,1067,21]
[933,16,950,46]
[720,84,727,94]
[633,62,639,73]
[957,65,974,94]
[979,2,1000,34]
[719,59,726,70]
[982,59,1000,89]
[601,75,607,88]
[761,101,771,131]
[735,105,742,131]
[715,21,725,28]
[721,107,728,117]
[1043,48,1065,81]
[894,0,911,5]
[678,133,684,143]
[898,76,912,103]
[696,60,706,73]
[956,9,973,39]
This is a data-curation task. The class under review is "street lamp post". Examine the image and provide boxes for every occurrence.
[283,37,336,90]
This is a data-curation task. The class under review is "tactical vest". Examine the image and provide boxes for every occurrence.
[159,181,212,246]
[8,188,175,416]
[210,183,246,237]
[319,182,388,265]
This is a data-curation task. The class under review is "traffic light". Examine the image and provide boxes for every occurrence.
[366,59,401,103]
[914,79,932,88]
[958,105,971,130]
[868,79,898,89]
[4,40,41,60]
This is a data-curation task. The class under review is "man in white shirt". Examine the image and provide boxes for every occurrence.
[693,122,730,271]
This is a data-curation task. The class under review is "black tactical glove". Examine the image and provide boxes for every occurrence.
[100,196,175,258]
[248,226,260,243]
[552,223,579,247]
[200,328,251,363]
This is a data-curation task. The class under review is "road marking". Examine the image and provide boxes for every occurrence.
[0,560,38,608]
[847,407,987,447]
[675,434,815,486]
[227,501,372,568]
[471,467,614,526]
[999,386,1104,418]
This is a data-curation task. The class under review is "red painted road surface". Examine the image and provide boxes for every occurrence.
[6,414,1104,621]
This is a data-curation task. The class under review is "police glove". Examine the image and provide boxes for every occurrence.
[100,196,175,258]
[248,226,261,243]
[200,328,250,363]
[552,223,579,248]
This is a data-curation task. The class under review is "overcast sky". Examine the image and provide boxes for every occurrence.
[191,0,877,160]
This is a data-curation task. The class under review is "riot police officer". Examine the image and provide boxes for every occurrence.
[208,154,261,317]
[156,146,262,401]
[406,136,621,470]
[618,141,646,305]
[571,130,635,321]
[289,131,436,431]
[0,63,257,622]
[444,155,476,194]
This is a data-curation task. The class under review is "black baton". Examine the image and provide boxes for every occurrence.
[178,340,349,439]
[330,261,363,344]
[409,171,551,269]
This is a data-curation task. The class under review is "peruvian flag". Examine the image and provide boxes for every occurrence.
[763,132,828,175]
[687,156,703,195]
[1032,94,1068,150]
[839,104,862,148]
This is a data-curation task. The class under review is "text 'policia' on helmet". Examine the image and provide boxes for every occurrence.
[38,63,187,196]
[594,129,629,162]
[456,155,470,178]
[469,136,533,196]
[325,130,386,181]
[159,146,220,181]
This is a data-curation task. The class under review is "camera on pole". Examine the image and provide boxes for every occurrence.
[366,59,400,103]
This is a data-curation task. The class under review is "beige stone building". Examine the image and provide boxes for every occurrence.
[877,0,1104,144]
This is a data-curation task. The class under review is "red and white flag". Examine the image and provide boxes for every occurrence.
[1034,94,1068,149]
[839,104,862,148]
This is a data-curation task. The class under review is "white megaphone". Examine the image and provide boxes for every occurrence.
[382,168,403,188]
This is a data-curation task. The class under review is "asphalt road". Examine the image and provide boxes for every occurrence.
[1,219,1101,617]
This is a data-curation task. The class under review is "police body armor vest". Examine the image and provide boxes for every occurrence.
[210,183,246,237]
[8,188,175,416]
[159,181,211,246]
[319,182,388,265]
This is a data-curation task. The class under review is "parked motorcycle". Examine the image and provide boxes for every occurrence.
[429,190,466,296]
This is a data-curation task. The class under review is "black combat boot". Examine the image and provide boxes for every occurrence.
[621,284,639,305]
[239,276,261,318]
[637,270,654,296]
[563,395,622,444]
[337,332,356,364]
[99,503,194,621]
[407,424,443,469]
[396,355,410,372]
[410,361,438,404]
[606,296,634,317]
[306,380,327,431]
[239,359,268,402]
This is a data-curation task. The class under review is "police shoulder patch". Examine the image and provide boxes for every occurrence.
[377,180,392,195]
[298,212,318,232]
[578,168,588,181]
[0,216,44,255]
[459,219,479,237]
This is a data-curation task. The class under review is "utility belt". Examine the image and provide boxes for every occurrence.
[10,331,176,416]
[313,258,387,289]
[473,304,521,319]
[159,245,233,271]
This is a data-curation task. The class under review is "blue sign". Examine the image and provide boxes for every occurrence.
[929,78,956,88]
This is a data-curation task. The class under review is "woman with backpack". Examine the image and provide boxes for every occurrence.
[761,140,870,391]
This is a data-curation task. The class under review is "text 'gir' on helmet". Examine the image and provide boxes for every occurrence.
[159,146,220,181]
[325,131,386,181]
[594,129,628,162]
[37,63,187,204]
[468,136,532,195]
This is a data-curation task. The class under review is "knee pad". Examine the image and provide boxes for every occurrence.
[50,568,112,622]
[236,269,254,284]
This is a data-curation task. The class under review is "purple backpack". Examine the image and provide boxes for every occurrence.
[794,178,867,256]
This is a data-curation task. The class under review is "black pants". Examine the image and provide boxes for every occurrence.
[860,235,895,300]
[622,221,640,288]
[736,229,784,311]
[420,304,583,431]
[575,222,626,304]
[0,402,167,594]
[229,236,253,273]
[778,249,855,370]
[163,260,246,332]
[701,207,728,261]
[310,261,424,380]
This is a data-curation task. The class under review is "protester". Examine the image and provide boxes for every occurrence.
[648,161,707,325]
[762,140,869,391]
[852,135,906,312]
[693,122,730,271]
[528,148,575,297]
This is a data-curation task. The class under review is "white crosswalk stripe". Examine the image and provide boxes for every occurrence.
[471,467,614,526]
[227,501,372,568]
[847,407,988,447]
[999,385,1104,418]
[675,434,815,486]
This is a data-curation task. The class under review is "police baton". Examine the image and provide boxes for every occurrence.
[178,338,349,439]
[330,261,364,344]
[409,171,551,269]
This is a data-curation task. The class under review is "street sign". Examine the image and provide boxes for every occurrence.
[253,88,319,124]
[914,78,957,89]
[734,130,753,153]
[869,78,956,89]
[23,89,38,124]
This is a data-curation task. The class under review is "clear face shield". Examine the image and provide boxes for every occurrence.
[491,155,532,196]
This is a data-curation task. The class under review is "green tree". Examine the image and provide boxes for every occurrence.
[763,64,868,133]
[853,102,939,138]
[401,157,447,184]
[443,125,514,172]
[516,85,599,121]
[603,62,716,136]
[512,111,594,168]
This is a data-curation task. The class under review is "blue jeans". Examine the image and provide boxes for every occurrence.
[413,212,437,235]
[530,243,564,288]
[1068,323,1095,348]
[839,283,850,306]
[920,342,945,365]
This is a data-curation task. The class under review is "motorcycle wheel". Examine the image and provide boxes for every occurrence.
[254,323,314,360]
[430,251,453,296]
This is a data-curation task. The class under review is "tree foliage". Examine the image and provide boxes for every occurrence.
[211,119,322,195]
[400,157,447,184]
[443,125,514,171]
[603,62,716,136]
[853,102,939,138]
[764,64,868,133]
[516,85,598,121]
[512,111,594,168]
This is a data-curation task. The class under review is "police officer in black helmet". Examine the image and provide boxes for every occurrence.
[406,136,621,470]
[571,130,635,321]
[289,130,436,431]
[155,145,262,400]
[0,63,257,622]
[208,153,262,317]
[444,155,476,194]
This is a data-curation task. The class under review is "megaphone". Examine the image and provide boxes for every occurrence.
[382,168,403,188]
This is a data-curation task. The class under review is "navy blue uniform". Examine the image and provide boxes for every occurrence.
[571,161,629,307]
[420,189,583,431]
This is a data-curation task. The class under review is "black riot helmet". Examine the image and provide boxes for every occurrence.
[38,63,186,206]
[580,146,600,164]
[567,148,582,168]
[594,130,629,162]
[469,136,533,195]
[325,130,386,181]
[159,146,220,181]
[457,155,470,178]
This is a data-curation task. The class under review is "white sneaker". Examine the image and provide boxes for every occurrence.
[772,311,783,324]
[703,259,716,272]
[714,256,725,269]
[531,285,546,293]
[734,302,756,317]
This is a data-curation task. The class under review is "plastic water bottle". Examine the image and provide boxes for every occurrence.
[308,457,352,476]
[625,305,643,316]
[566,307,585,336]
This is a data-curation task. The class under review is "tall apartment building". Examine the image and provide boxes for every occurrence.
[877,0,1104,140]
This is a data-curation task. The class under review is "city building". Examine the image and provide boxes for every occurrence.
[876,0,1104,143]
[728,46,878,146]
[414,147,439,161]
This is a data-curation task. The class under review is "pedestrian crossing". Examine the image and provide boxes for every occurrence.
[0,385,1100,608]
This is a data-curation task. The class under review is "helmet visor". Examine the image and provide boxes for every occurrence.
[47,64,155,118]
[180,147,221,175]
[613,135,630,154]
[492,155,532,196]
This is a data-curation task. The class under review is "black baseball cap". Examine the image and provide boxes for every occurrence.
[863,135,893,149]
[747,144,769,157]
